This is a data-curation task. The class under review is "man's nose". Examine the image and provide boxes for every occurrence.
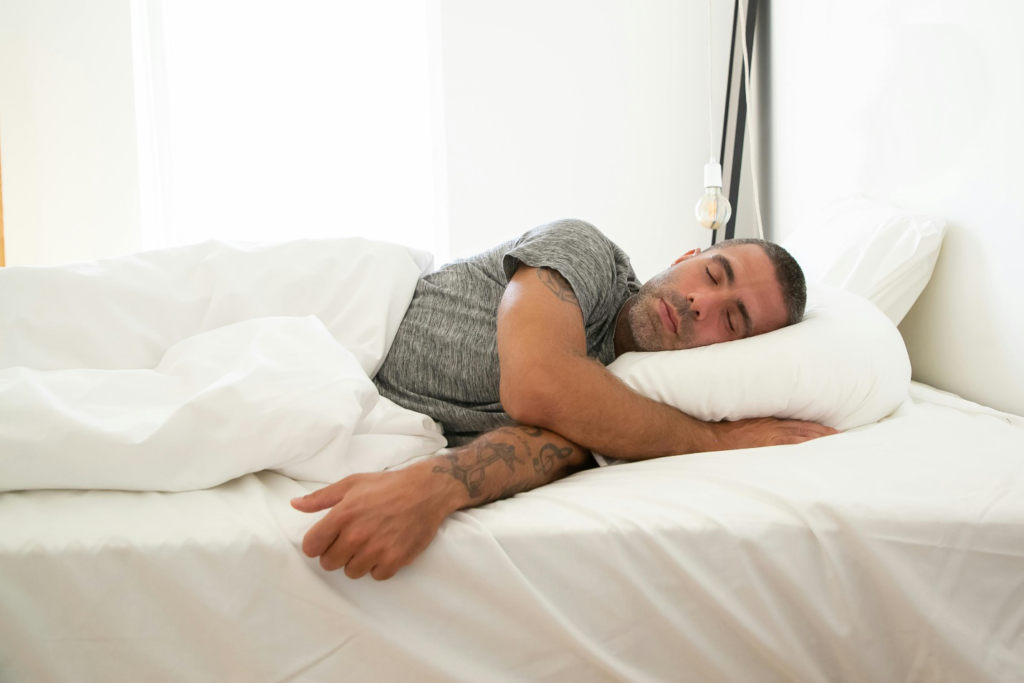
[687,290,725,321]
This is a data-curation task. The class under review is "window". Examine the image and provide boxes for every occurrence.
[131,0,443,257]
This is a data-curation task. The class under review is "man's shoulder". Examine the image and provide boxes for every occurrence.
[521,218,608,244]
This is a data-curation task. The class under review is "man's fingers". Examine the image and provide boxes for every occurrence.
[301,504,354,558]
[371,563,400,581]
[745,419,842,448]
[291,476,358,512]
[717,417,842,451]
[781,423,840,444]
[344,551,376,579]
[291,485,345,513]
[318,539,355,572]
[794,427,830,439]
[792,420,839,433]
[302,520,340,559]
[780,420,840,437]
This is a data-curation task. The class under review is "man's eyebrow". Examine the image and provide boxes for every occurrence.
[711,254,735,285]
[736,300,753,338]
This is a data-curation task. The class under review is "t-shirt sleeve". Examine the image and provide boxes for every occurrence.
[501,219,619,325]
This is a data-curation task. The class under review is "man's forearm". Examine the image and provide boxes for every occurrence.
[524,356,717,460]
[293,404,838,579]
[293,424,594,579]
[411,424,593,515]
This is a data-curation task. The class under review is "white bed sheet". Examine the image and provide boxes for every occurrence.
[2,381,1023,682]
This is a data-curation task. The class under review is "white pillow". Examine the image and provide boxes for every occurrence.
[595,284,910,463]
[781,195,945,325]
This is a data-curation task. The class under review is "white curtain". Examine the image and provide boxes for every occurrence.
[131,0,442,257]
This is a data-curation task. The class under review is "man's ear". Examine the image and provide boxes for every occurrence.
[671,247,701,267]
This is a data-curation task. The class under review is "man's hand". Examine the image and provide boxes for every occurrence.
[706,417,839,451]
[291,425,592,579]
[290,462,463,580]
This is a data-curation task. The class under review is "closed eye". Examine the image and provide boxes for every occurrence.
[727,311,735,334]
[705,266,717,286]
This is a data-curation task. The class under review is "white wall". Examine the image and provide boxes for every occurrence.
[133,0,439,256]
[762,0,1024,416]
[0,0,141,266]
[0,0,751,281]
[437,0,739,281]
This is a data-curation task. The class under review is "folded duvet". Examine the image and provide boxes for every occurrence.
[0,238,447,492]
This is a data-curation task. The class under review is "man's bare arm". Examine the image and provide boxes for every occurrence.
[514,351,720,459]
[291,424,593,580]
[512,352,836,459]
[498,265,837,460]
[429,424,593,505]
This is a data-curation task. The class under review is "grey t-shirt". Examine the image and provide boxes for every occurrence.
[372,219,640,447]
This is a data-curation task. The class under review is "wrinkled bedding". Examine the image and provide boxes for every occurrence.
[3,240,1024,682]
[0,238,446,492]
[1,382,1022,682]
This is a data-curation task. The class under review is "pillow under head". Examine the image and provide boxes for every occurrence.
[604,284,911,436]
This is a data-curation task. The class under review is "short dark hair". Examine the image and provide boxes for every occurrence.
[705,238,807,326]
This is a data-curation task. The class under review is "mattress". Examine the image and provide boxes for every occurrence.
[2,381,1023,682]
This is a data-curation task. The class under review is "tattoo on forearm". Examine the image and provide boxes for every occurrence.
[433,440,525,498]
[496,481,535,500]
[537,268,579,305]
[532,443,574,475]
[432,426,585,502]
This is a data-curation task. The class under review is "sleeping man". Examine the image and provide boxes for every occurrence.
[290,219,839,579]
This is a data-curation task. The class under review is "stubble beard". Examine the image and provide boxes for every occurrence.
[626,286,695,352]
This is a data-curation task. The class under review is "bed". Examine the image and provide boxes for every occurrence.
[2,199,1023,682]
[2,380,1022,681]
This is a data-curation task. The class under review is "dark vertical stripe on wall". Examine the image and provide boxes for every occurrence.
[719,0,739,178]
[710,0,759,245]
[724,0,758,242]
[712,0,740,248]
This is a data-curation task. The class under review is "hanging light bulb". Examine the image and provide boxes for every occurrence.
[695,159,731,230]
[696,0,731,232]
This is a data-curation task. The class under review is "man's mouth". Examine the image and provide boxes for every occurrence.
[658,299,678,336]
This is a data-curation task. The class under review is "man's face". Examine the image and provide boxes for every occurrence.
[625,243,789,351]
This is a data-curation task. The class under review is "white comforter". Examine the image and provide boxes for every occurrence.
[0,238,447,492]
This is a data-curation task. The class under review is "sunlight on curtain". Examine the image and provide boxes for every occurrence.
[131,1,440,256]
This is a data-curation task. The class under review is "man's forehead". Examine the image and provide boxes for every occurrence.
[704,242,767,269]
